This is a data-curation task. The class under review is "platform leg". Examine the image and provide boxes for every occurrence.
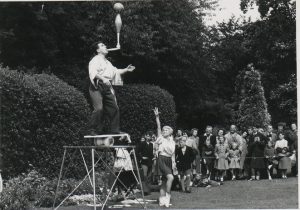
[53,148,67,209]
[92,148,96,210]
[132,148,147,209]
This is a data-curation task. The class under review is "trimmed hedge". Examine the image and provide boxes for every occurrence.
[0,67,91,177]
[0,67,176,178]
[115,84,176,141]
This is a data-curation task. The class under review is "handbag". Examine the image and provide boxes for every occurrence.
[289,153,297,166]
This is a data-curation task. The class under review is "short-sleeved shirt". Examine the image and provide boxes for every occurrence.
[156,136,175,157]
[89,55,117,84]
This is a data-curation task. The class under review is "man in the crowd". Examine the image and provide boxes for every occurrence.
[287,123,298,176]
[249,126,267,144]
[199,126,216,155]
[225,125,242,149]
[265,125,277,143]
[276,122,286,139]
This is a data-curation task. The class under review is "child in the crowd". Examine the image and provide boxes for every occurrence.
[214,136,229,183]
[248,136,266,181]
[239,131,248,179]
[216,129,225,145]
[193,174,221,187]
[264,140,276,180]
[137,132,154,181]
[202,138,215,180]
[153,107,175,208]
[228,142,240,180]
[175,136,195,193]
[174,129,183,146]
[275,133,291,179]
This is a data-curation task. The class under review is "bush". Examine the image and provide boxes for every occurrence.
[0,169,88,209]
[114,84,176,141]
[0,66,91,177]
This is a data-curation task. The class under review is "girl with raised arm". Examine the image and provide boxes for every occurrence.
[153,107,175,208]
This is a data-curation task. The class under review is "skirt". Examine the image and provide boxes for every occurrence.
[204,156,215,170]
[156,155,172,176]
[215,157,229,170]
[229,158,240,169]
[250,157,265,169]
[278,156,291,170]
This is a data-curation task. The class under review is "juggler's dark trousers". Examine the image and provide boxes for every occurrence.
[88,82,120,134]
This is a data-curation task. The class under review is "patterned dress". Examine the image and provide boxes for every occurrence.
[229,149,240,169]
[214,143,229,170]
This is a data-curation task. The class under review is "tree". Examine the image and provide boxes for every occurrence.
[270,74,297,124]
[235,64,271,130]
[0,0,219,128]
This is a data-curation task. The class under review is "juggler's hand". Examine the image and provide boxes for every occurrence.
[126,64,135,72]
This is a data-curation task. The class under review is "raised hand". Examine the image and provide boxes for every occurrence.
[153,107,160,116]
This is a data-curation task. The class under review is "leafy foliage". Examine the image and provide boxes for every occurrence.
[0,66,91,177]
[0,0,296,129]
[115,84,176,141]
[0,169,110,209]
[0,1,216,129]
[270,74,297,124]
[235,64,271,130]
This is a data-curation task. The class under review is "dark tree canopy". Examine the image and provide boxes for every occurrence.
[0,0,296,129]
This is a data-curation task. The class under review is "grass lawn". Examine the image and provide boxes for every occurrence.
[35,177,298,209]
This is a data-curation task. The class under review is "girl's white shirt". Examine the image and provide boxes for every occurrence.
[155,135,175,157]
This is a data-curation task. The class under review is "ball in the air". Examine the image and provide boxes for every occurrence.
[113,3,124,12]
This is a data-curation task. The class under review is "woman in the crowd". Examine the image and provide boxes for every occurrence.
[275,133,291,179]
[239,131,248,179]
[248,136,266,181]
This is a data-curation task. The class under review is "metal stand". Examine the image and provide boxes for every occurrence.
[53,134,147,210]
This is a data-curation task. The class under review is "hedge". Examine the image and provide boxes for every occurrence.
[0,67,176,178]
[114,84,176,141]
[0,67,91,177]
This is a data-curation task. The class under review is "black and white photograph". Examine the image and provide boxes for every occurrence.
[0,0,298,209]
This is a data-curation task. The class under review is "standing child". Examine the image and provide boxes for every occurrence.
[228,142,240,180]
[202,138,215,180]
[264,140,276,180]
[137,133,154,180]
[175,136,195,193]
[214,136,229,183]
[249,136,266,181]
[153,107,175,207]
